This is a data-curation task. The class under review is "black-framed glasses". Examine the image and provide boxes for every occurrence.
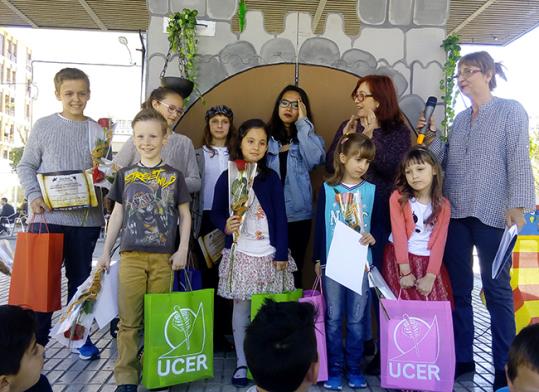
[453,68,482,80]
[352,92,374,101]
[158,100,184,116]
[279,99,299,110]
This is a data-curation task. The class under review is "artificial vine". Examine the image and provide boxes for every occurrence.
[167,9,199,83]
[439,34,461,141]
[238,0,247,32]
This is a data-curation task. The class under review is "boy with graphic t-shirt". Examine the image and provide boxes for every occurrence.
[97,109,191,392]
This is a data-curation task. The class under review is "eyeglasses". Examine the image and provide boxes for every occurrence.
[453,68,482,80]
[158,101,184,116]
[279,99,299,110]
[352,92,374,101]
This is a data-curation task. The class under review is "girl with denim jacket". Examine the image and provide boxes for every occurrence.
[266,85,325,288]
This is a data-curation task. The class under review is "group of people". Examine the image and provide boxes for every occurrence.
[9,49,536,392]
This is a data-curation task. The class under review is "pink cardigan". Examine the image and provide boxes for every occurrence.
[389,190,451,275]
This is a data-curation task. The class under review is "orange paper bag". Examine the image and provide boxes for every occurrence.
[9,230,64,312]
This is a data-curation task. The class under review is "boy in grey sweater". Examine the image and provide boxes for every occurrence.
[17,68,105,360]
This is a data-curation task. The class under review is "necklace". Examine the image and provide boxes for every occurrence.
[138,160,163,168]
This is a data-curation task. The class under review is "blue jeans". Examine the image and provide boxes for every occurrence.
[323,273,369,376]
[29,223,101,346]
[444,217,515,371]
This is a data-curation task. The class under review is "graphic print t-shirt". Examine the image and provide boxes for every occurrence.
[108,164,190,254]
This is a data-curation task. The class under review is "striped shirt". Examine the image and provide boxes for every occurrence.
[17,113,105,227]
[430,96,535,229]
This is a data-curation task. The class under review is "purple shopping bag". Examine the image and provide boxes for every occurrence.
[380,298,455,392]
[299,277,328,382]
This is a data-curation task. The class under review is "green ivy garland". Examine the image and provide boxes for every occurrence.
[439,34,461,141]
[167,9,199,83]
[238,0,247,32]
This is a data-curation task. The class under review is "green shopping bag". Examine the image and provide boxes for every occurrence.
[250,288,303,320]
[142,288,214,389]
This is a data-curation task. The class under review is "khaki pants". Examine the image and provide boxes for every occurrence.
[114,251,171,385]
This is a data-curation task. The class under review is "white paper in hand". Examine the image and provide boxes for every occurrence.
[492,224,519,279]
[94,260,119,329]
[326,221,368,295]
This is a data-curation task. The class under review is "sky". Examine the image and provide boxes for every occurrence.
[5,28,143,122]
[5,24,539,124]
[454,27,539,119]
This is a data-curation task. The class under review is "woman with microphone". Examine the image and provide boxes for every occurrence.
[422,51,535,390]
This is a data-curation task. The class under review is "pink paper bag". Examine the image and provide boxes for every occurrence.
[380,298,455,392]
[299,289,328,382]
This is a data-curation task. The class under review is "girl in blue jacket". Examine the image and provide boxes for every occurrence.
[211,119,296,388]
[267,85,325,288]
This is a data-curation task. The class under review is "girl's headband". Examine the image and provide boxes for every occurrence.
[205,105,233,122]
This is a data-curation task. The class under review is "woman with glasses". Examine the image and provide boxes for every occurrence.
[114,86,201,193]
[266,85,325,289]
[325,75,411,374]
[421,51,535,390]
[192,105,236,351]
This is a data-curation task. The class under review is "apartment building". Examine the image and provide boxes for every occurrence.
[0,28,32,203]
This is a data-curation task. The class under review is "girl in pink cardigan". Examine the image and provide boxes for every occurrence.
[382,146,453,303]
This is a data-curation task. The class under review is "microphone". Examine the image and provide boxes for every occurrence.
[417,96,437,144]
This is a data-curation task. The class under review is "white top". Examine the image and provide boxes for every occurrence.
[389,198,433,256]
[203,145,229,210]
[236,192,275,257]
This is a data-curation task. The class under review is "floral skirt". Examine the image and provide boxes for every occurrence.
[382,243,454,308]
[217,248,297,300]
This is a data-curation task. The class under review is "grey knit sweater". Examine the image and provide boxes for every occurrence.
[17,113,105,227]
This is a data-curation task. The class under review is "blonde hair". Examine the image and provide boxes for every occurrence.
[327,133,375,186]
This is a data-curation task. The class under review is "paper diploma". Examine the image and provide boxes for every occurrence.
[198,228,226,268]
[37,170,98,210]
[326,221,369,295]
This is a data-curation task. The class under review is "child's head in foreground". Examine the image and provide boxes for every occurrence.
[131,108,169,163]
[0,305,44,392]
[244,300,318,392]
[505,323,539,392]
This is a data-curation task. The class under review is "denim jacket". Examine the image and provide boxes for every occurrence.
[266,118,325,222]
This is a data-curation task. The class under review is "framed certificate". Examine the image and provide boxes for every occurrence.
[37,170,98,210]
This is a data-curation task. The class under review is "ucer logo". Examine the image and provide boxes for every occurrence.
[388,314,441,382]
[157,302,208,377]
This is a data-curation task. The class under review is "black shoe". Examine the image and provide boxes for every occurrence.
[365,352,380,376]
[110,317,119,338]
[231,366,249,388]
[115,385,138,392]
[493,369,507,391]
[363,339,376,357]
[454,361,476,379]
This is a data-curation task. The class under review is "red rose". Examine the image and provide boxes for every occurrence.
[63,324,86,341]
[235,159,246,171]
[97,118,111,128]
[92,166,105,183]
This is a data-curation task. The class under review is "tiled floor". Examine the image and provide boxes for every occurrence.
[0,236,496,391]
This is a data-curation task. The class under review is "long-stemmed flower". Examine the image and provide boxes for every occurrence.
[227,159,257,289]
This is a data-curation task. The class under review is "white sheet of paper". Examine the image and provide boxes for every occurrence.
[492,224,519,279]
[326,221,368,295]
[368,266,397,300]
[94,260,119,329]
